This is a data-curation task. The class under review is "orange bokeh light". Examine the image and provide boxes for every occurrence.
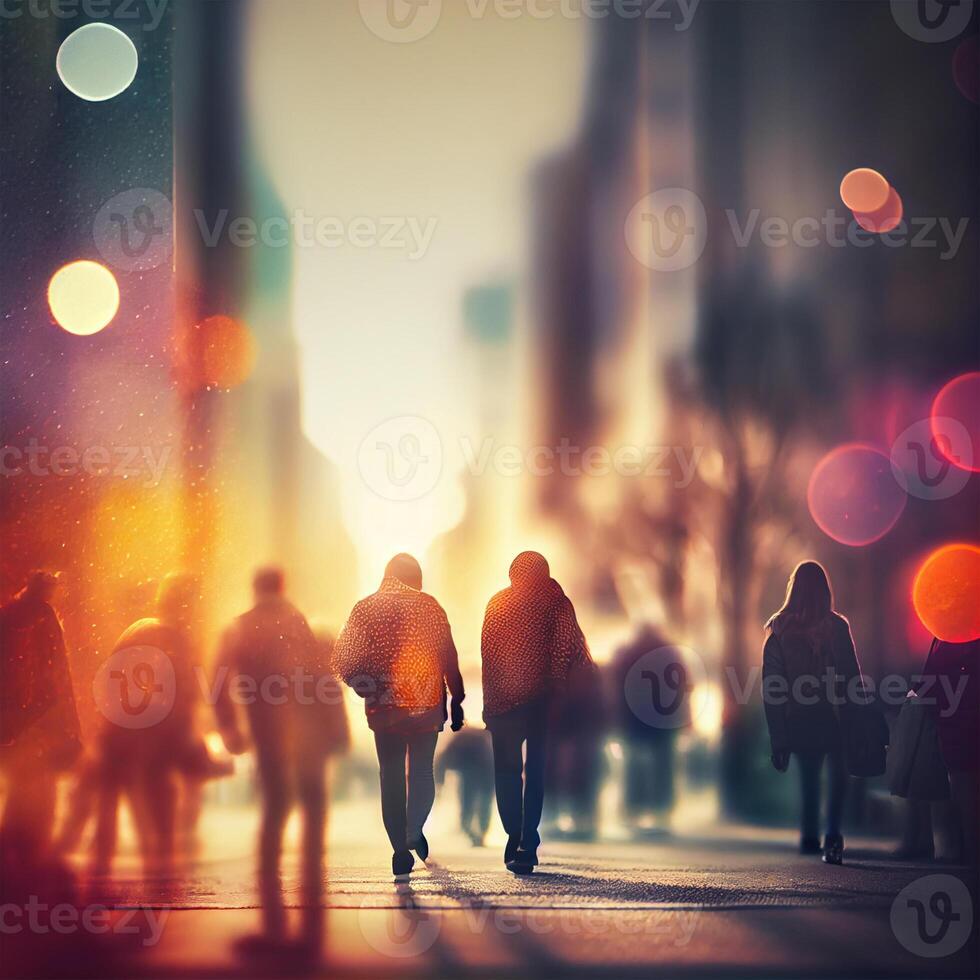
[853,187,903,234]
[184,315,257,390]
[839,168,890,213]
[931,371,980,472]
[912,543,980,644]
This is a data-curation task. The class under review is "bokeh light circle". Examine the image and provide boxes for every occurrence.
[840,168,890,213]
[48,260,120,336]
[807,443,907,546]
[854,187,904,234]
[912,544,980,643]
[953,36,979,104]
[191,315,256,390]
[57,23,138,102]
[931,372,980,472]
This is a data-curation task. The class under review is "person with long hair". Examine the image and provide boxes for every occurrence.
[481,551,593,875]
[763,560,862,865]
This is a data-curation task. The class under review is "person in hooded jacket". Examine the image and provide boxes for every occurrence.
[334,554,464,879]
[481,551,592,874]
[763,560,862,865]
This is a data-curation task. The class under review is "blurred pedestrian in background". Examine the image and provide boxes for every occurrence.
[91,572,209,877]
[215,567,347,956]
[609,624,687,836]
[545,652,607,841]
[334,553,464,879]
[919,637,978,866]
[0,571,81,880]
[481,551,593,874]
[436,726,494,847]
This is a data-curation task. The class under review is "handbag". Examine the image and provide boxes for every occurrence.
[886,690,951,800]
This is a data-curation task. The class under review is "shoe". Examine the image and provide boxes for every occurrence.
[408,833,429,862]
[822,834,844,865]
[504,835,520,865]
[392,850,415,878]
[506,847,538,876]
[799,836,821,855]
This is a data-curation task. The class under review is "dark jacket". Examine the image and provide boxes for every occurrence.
[762,612,862,754]
[921,638,978,773]
[0,592,80,764]
[334,577,464,734]
[215,596,349,758]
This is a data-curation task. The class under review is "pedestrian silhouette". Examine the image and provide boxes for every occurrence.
[763,561,862,865]
[92,573,207,877]
[436,727,494,846]
[334,553,464,879]
[0,571,81,875]
[610,624,685,835]
[545,652,606,841]
[481,551,592,874]
[919,637,978,866]
[214,567,346,955]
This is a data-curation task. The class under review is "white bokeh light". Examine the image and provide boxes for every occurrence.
[57,23,138,102]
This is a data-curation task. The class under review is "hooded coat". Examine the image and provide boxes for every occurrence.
[481,552,592,720]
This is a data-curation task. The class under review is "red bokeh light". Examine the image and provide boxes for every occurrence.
[839,168,890,213]
[853,187,903,234]
[931,371,980,472]
[807,443,907,547]
[912,543,980,643]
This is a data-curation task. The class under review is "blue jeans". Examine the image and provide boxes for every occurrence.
[488,702,548,852]
[374,731,439,852]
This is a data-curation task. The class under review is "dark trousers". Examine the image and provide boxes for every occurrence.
[489,706,548,851]
[796,747,847,841]
[255,743,327,944]
[459,773,493,843]
[373,730,439,853]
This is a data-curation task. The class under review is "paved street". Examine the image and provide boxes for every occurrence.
[7,802,976,979]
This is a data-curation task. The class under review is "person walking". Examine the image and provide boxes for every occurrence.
[436,727,494,847]
[0,571,81,874]
[481,551,593,875]
[762,560,862,865]
[334,553,464,878]
[215,567,347,955]
[92,572,206,877]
